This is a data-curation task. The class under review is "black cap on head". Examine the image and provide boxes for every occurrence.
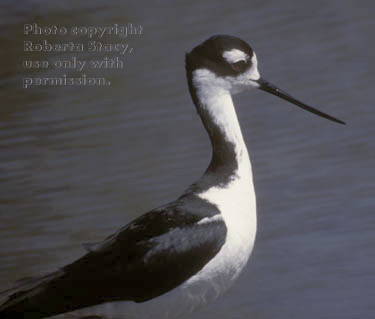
[186,35,345,125]
[186,35,254,77]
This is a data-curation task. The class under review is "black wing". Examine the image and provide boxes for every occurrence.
[0,194,226,318]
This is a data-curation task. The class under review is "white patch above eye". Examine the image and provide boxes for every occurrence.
[222,49,249,64]
[191,50,261,96]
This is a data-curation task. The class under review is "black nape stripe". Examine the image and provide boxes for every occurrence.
[185,36,252,189]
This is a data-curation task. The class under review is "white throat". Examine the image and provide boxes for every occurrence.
[192,68,248,162]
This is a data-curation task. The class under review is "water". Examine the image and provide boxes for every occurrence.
[1,1,374,318]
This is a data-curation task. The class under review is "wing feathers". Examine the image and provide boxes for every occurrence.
[0,195,226,318]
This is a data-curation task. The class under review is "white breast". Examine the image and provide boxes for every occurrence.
[62,166,255,315]
[186,155,257,300]
[151,153,257,318]
[63,169,257,319]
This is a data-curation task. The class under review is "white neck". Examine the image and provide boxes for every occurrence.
[192,69,250,174]
[199,87,246,156]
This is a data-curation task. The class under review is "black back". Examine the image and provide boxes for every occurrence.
[0,193,226,318]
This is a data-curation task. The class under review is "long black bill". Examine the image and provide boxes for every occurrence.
[255,78,345,125]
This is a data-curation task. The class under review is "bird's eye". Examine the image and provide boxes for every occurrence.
[231,60,247,72]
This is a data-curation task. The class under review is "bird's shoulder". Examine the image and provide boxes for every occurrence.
[82,192,223,253]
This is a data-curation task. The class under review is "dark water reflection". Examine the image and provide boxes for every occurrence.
[1,1,374,318]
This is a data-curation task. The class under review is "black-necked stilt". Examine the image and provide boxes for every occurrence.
[0,35,344,319]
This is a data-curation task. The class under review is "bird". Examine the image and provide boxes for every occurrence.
[0,35,345,319]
